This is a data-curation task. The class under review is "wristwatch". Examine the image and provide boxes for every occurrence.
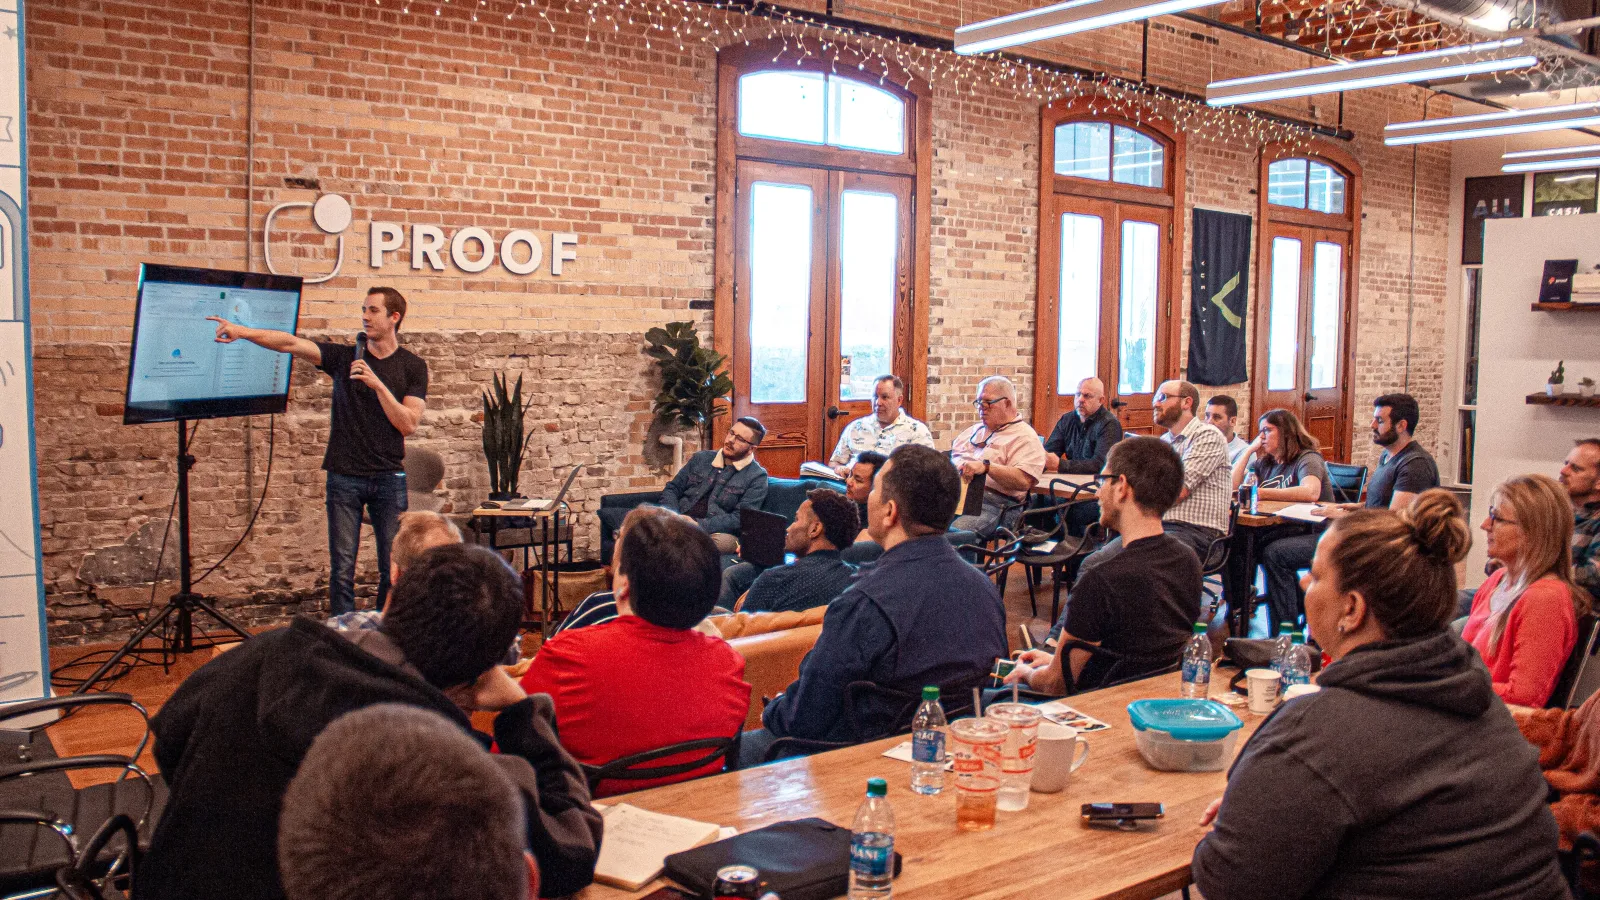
[982,459,992,475]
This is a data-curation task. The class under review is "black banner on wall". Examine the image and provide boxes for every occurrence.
[1188,208,1252,386]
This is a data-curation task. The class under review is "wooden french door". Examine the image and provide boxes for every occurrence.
[1036,192,1176,437]
[730,160,914,476]
[1254,224,1354,459]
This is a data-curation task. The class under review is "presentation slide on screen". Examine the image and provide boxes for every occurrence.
[128,281,299,404]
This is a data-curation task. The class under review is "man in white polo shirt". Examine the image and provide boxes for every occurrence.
[827,375,934,474]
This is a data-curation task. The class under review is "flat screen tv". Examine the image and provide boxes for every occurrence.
[123,263,305,425]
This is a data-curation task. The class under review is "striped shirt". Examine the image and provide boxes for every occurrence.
[1161,416,1231,534]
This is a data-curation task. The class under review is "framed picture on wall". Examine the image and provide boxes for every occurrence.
[1532,169,1599,217]
[1462,174,1524,265]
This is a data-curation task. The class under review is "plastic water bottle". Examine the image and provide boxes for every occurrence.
[909,686,947,795]
[1269,622,1294,675]
[848,778,894,900]
[1239,469,1259,515]
[1283,631,1312,688]
[1180,622,1212,698]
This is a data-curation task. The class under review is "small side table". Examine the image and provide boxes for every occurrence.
[469,504,573,638]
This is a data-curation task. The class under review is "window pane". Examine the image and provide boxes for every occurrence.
[1112,126,1164,188]
[1268,159,1307,209]
[839,191,898,401]
[1119,220,1160,395]
[1308,162,1346,214]
[1057,213,1103,393]
[1309,242,1342,390]
[738,72,825,145]
[1267,237,1302,391]
[1054,122,1111,181]
[828,77,905,155]
[748,182,813,403]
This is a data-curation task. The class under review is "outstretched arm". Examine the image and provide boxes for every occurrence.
[207,316,321,365]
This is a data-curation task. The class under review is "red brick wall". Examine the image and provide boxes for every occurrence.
[26,0,1451,643]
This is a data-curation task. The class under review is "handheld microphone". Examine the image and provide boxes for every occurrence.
[354,332,367,361]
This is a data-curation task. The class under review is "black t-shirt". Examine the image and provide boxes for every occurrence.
[1365,441,1440,508]
[315,340,428,476]
[1065,533,1202,690]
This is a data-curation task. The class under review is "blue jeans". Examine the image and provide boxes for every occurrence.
[326,471,408,616]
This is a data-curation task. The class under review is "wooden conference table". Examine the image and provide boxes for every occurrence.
[580,672,1266,900]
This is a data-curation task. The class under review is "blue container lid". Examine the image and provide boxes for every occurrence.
[1127,699,1244,742]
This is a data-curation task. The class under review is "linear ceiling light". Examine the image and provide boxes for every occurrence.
[1501,144,1600,172]
[1385,100,1600,145]
[1206,39,1537,107]
[954,0,1220,55]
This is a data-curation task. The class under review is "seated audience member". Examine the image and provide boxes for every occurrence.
[1562,438,1600,605]
[521,514,749,797]
[599,416,768,556]
[949,375,1047,540]
[1462,474,1586,707]
[1228,408,1330,627]
[740,444,1008,765]
[827,375,934,474]
[279,704,537,900]
[1043,377,1123,536]
[1262,392,1440,628]
[557,506,679,636]
[739,490,859,614]
[1193,491,1568,900]
[1513,690,1600,892]
[1004,437,1200,694]
[1204,394,1251,464]
[137,544,602,900]
[326,510,461,632]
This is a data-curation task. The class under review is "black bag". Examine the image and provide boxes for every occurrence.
[661,818,902,900]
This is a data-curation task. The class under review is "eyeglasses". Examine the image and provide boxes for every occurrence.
[727,432,758,447]
[972,397,1007,410]
[1487,506,1519,527]
[1093,473,1122,487]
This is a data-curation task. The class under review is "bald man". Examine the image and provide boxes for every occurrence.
[1044,377,1124,475]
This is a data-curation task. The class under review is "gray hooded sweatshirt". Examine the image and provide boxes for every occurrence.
[1193,629,1570,900]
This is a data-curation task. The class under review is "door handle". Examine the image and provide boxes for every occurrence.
[1303,392,1315,402]
[1110,398,1129,408]
[826,405,846,420]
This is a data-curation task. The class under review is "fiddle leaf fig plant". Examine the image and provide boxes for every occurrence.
[644,321,733,449]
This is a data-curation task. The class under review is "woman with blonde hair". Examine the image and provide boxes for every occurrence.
[1194,490,1567,899]
[1463,474,1585,707]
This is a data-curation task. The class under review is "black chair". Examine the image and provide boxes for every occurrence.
[1199,502,1241,622]
[957,528,1024,595]
[1549,614,1600,709]
[1055,639,1185,695]
[0,694,161,899]
[761,679,982,763]
[53,814,141,900]
[579,736,739,794]
[1561,830,1600,900]
[1325,462,1368,505]
[1015,480,1103,621]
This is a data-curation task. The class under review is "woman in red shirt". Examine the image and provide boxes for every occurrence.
[1462,474,1587,707]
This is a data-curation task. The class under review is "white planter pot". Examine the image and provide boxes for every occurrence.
[1581,384,1596,398]
[1548,383,1563,397]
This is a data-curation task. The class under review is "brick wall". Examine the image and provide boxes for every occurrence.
[26,0,1451,643]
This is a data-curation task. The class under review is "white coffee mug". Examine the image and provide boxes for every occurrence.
[1029,722,1090,793]
[1246,668,1282,714]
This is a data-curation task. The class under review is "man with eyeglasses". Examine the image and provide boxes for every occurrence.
[650,416,769,555]
[949,375,1047,540]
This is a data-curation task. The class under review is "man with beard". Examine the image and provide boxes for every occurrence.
[1560,439,1600,606]
[1261,393,1440,625]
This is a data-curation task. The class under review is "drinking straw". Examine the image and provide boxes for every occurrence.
[1012,682,1019,703]
[973,686,983,718]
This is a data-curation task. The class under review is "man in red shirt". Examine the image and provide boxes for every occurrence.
[521,513,750,796]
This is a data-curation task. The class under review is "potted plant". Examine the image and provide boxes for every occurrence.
[1581,377,1597,398]
[1548,361,1566,397]
[481,372,535,500]
[644,321,733,450]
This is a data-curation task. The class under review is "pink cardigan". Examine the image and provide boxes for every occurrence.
[1462,569,1578,707]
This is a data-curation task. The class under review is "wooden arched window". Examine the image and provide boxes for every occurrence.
[712,43,931,476]
[1253,144,1362,461]
[1032,103,1186,438]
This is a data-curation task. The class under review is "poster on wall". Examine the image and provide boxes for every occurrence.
[0,0,49,707]
[1532,169,1599,217]
[1462,174,1524,265]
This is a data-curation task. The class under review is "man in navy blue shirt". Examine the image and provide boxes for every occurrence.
[738,444,1007,766]
[740,489,859,614]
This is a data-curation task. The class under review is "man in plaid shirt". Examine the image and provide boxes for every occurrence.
[1561,438,1600,606]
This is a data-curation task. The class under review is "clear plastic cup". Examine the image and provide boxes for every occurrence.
[985,702,1043,811]
[949,717,1007,831]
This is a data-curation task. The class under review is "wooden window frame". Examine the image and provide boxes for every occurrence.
[1032,100,1187,435]
[711,43,932,456]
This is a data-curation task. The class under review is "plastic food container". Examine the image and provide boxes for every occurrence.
[1126,699,1245,772]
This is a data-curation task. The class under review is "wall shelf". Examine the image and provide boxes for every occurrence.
[1531,302,1600,312]
[1526,393,1600,408]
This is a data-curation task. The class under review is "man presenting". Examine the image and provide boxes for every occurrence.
[209,286,426,615]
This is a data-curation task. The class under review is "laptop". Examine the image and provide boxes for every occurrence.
[501,464,584,512]
[738,507,790,568]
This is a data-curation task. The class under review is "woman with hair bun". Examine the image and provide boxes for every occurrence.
[1193,489,1568,900]
[1463,474,1586,707]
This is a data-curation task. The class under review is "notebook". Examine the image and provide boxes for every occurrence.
[500,463,584,512]
[593,803,723,891]
[799,461,846,482]
[956,471,987,517]
[738,507,789,568]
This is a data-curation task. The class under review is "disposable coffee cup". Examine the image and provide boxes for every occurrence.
[1030,722,1090,793]
[1245,668,1282,714]
[1283,683,1321,701]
